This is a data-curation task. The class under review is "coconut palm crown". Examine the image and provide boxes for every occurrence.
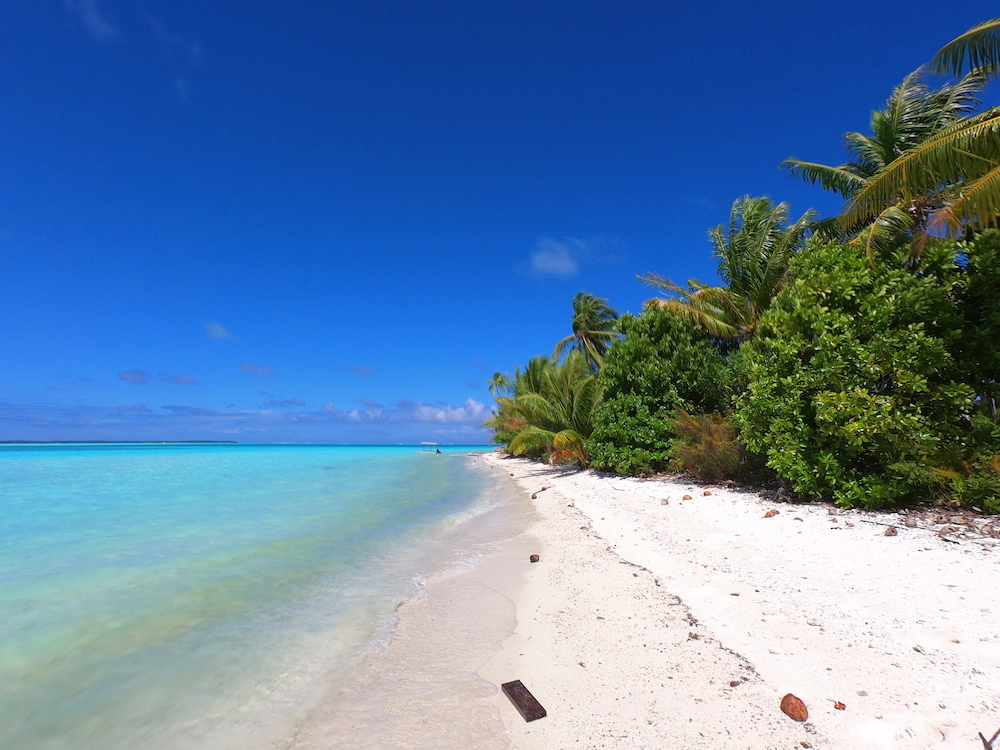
[640,196,815,342]
[553,292,620,372]
[783,67,989,239]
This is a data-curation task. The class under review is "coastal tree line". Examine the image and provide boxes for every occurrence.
[484,19,1000,513]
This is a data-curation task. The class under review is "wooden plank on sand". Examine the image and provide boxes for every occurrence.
[501,680,547,722]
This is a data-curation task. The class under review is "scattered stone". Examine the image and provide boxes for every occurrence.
[856,690,868,696]
[834,701,846,710]
[529,554,540,563]
[764,509,779,518]
[661,499,669,505]
[703,490,712,496]
[729,680,741,687]
[829,518,838,523]
[683,494,693,500]
[780,693,809,722]
[913,645,925,654]
[904,518,918,527]
[884,526,898,536]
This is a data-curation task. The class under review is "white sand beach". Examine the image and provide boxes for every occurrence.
[478,453,1000,749]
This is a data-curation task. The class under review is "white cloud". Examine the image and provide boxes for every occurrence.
[346,365,376,377]
[119,369,150,385]
[410,398,490,424]
[159,372,198,385]
[205,322,233,340]
[238,362,276,376]
[528,238,580,277]
[525,236,623,278]
[64,0,120,42]
[173,77,192,105]
[143,12,202,67]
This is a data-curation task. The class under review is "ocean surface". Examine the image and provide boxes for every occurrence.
[0,443,504,750]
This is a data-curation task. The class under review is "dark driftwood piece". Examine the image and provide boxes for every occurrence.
[501,680,547,722]
[981,726,1000,749]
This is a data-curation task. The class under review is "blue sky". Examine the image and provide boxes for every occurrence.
[1,1,996,443]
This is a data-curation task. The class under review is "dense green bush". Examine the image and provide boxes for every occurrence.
[736,235,1000,510]
[588,308,728,475]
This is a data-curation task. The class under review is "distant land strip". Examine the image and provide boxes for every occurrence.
[0,440,239,444]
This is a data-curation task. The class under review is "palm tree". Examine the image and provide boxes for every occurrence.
[481,351,601,465]
[553,292,620,372]
[783,67,988,241]
[487,371,512,398]
[640,196,814,342]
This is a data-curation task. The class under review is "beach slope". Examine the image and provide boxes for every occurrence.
[480,454,1000,749]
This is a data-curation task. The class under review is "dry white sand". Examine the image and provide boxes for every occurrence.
[479,453,1000,749]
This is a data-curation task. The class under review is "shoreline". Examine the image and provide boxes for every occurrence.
[480,453,1000,749]
[285,454,538,749]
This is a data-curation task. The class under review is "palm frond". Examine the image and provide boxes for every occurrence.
[933,163,1000,233]
[925,69,986,132]
[645,296,741,339]
[930,18,1000,78]
[781,159,869,197]
[509,426,558,456]
[851,205,915,258]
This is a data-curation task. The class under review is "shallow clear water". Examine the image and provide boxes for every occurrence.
[0,443,494,750]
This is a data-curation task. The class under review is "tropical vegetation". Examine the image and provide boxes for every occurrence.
[484,19,1000,512]
[641,196,814,342]
[588,307,727,475]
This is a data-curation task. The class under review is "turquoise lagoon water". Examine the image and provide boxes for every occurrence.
[0,443,498,750]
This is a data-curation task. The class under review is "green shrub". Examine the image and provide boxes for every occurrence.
[588,308,728,475]
[735,235,1000,509]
